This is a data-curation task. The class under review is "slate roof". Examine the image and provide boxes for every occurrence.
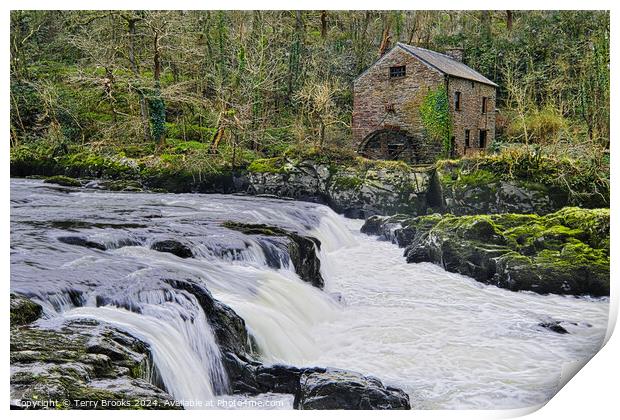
[396,43,497,87]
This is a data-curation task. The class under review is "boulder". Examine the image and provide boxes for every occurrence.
[294,369,410,410]
[221,354,411,410]
[539,321,569,334]
[10,294,43,327]
[150,240,194,259]
[57,236,107,251]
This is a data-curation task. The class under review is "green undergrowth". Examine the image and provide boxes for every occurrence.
[436,148,609,207]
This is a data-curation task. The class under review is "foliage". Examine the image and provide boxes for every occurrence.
[419,87,452,156]
[148,90,166,143]
[437,145,609,207]
[9,10,609,176]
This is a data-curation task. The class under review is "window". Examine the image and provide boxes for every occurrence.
[454,92,462,111]
[465,129,470,148]
[389,66,406,78]
[479,130,488,148]
[481,97,488,114]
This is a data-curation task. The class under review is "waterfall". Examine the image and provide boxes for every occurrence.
[63,305,224,405]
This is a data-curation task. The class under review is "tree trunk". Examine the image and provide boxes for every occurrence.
[151,29,166,145]
[378,24,391,57]
[506,11,513,31]
[210,112,225,153]
[320,11,327,39]
[127,17,151,142]
[211,126,225,153]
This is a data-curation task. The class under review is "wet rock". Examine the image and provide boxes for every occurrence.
[539,321,569,334]
[221,353,313,395]
[43,175,82,187]
[222,222,324,288]
[10,311,178,410]
[163,279,253,357]
[435,163,569,216]
[85,179,143,192]
[363,208,610,297]
[360,215,388,236]
[150,240,193,259]
[221,354,411,410]
[294,369,410,410]
[361,214,410,242]
[434,158,608,216]
[10,294,42,327]
[57,236,107,251]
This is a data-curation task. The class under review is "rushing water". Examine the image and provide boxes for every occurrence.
[10,178,609,409]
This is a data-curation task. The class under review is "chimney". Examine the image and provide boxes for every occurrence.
[444,48,464,62]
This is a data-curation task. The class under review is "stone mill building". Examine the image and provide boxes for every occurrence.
[352,43,497,163]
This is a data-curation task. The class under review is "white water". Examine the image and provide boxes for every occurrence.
[11,180,609,409]
[198,208,608,409]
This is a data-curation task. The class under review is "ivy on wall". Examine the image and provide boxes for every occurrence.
[419,87,452,156]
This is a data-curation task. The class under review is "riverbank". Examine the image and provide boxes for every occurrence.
[361,207,610,297]
[10,144,609,219]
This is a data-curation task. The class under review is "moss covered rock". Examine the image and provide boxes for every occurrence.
[10,294,43,327]
[435,155,609,215]
[10,299,178,410]
[43,175,82,187]
[362,207,610,297]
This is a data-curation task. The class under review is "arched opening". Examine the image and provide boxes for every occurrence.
[358,129,418,162]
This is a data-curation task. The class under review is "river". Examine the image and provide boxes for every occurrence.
[10,178,609,409]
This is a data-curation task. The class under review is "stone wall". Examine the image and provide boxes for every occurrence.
[447,77,496,156]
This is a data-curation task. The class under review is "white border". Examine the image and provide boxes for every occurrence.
[3,1,618,419]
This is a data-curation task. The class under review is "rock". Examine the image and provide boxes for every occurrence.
[10,294,43,327]
[360,215,388,236]
[222,222,324,288]
[163,279,253,357]
[43,175,82,187]
[246,158,432,218]
[434,158,608,216]
[361,214,410,243]
[363,208,610,297]
[221,354,411,410]
[539,321,569,334]
[294,369,410,410]
[10,305,178,410]
[57,236,107,251]
[221,353,308,395]
[150,240,193,258]
[85,179,143,192]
